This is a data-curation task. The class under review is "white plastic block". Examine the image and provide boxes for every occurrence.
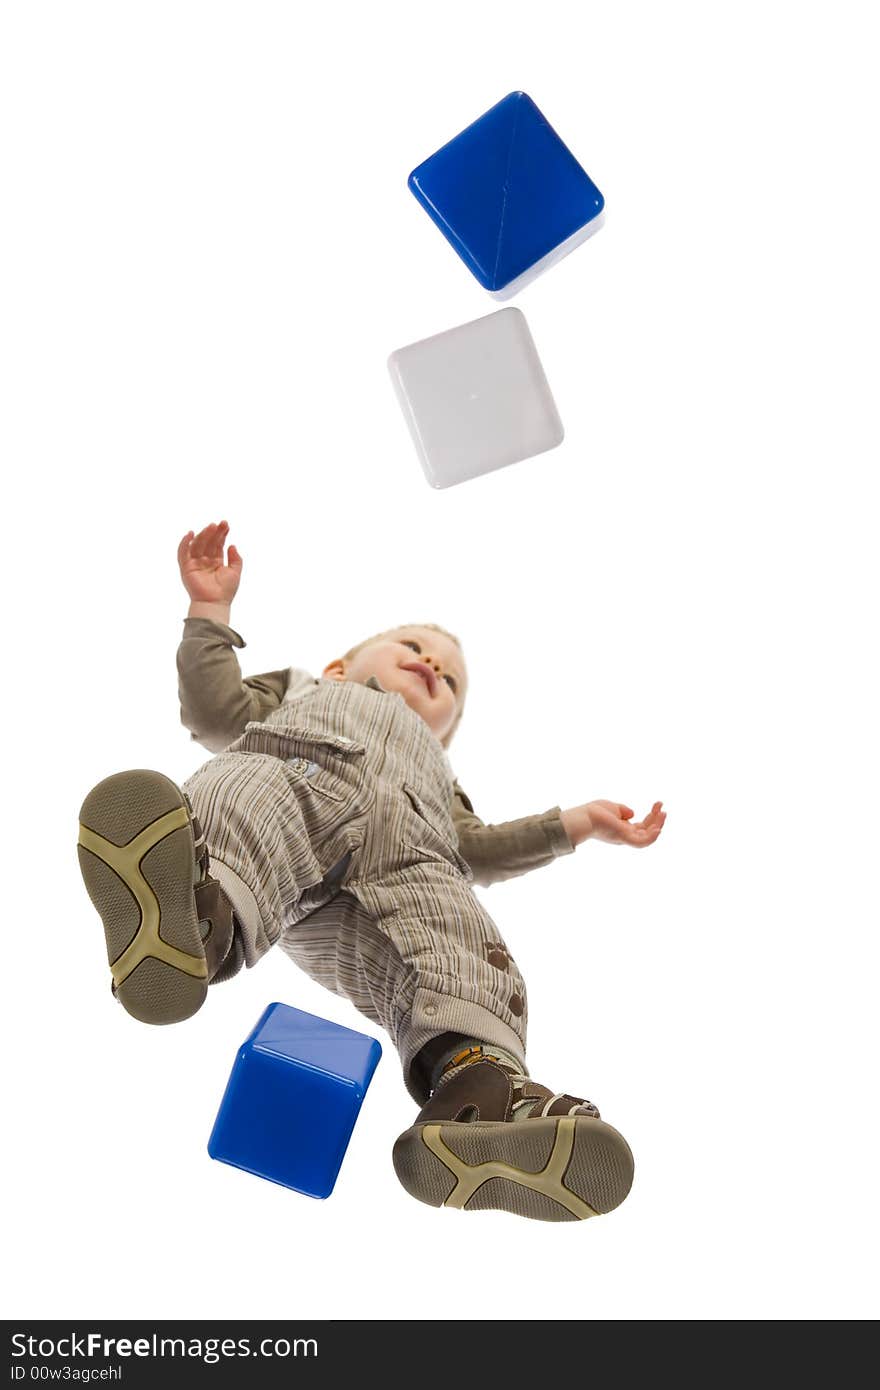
[388,307,564,489]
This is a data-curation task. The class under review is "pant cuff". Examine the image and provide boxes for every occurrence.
[396,986,527,1104]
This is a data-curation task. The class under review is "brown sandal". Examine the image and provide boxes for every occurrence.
[78,769,233,1024]
[393,1052,634,1221]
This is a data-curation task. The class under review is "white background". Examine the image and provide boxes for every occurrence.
[2,0,877,1322]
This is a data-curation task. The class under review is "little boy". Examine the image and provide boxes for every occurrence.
[78,521,665,1223]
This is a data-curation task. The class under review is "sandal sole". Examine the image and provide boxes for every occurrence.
[78,770,208,1024]
[392,1115,634,1221]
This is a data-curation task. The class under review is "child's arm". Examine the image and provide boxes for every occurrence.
[177,522,289,753]
[452,783,573,887]
[453,783,665,888]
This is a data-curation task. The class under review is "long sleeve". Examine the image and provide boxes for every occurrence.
[177,616,290,753]
[451,780,574,888]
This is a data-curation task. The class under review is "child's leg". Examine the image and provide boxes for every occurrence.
[279,864,635,1223]
[282,871,530,1097]
[181,747,324,970]
[364,870,530,1103]
[78,750,328,1025]
[355,868,634,1223]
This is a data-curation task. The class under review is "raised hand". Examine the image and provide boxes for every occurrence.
[560,800,666,849]
[178,521,243,608]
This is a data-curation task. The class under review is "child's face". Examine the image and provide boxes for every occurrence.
[323,626,467,743]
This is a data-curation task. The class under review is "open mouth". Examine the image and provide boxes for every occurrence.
[400,661,437,697]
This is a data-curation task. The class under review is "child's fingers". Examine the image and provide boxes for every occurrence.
[623,816,663,845]
[618,804,635,820]
[227,544,243,570]
[201,523,222,562]
[190,524,213,559]
[177,531,195,567]
[213,521,229,562]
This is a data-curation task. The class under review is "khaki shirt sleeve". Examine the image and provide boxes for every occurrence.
[177,617,290,753]
[451,780,574,888]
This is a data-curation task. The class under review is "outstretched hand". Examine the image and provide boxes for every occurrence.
[560,800,666,849]
[178,521,243,607]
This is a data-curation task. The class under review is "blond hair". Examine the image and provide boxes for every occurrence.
[342,623,466,748]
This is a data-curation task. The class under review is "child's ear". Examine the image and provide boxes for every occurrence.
[322,658,346,682]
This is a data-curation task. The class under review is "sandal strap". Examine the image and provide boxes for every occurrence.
[194,876,234,980]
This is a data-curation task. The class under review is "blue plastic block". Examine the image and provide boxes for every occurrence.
[408,91,604,299]
[208,1002,381,1199]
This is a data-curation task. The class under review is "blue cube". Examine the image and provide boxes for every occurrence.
[408,91,605,299]
[208,1002,382,1199]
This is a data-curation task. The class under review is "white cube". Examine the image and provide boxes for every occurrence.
[388,308,564,489]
